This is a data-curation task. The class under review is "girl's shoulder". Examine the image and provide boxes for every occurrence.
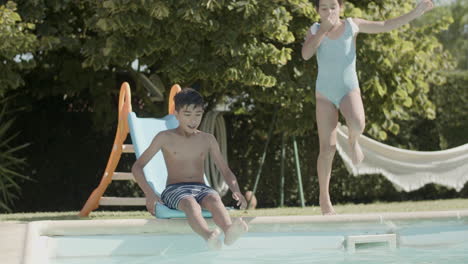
[308,17,359,36]
[345,17,360,34]
[309,22,320,35]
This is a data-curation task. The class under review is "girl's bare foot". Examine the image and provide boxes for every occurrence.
[224,218,248,246]
[349,140,364,165]
[206,229,222,250]
[320,196,336,215]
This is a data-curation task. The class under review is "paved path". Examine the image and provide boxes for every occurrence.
[0,222,28,264]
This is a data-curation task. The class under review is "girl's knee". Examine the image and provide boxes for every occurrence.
[348,118,365,134]
[319,144,337,157]
[356,121,365,134]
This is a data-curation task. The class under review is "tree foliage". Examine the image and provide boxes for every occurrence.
[1,0,464,211]
[436,0,468,69]
[0,1,37,97]
[3,0,453,139]
[0,97,29,213]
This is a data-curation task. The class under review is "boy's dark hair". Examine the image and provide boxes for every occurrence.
[314,0,344,8]
[174,88,204,111]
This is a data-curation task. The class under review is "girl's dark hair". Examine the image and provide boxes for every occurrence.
[174,88,204,111]
[314,0,344,8]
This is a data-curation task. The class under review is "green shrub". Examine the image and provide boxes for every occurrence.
[0,97,29,212]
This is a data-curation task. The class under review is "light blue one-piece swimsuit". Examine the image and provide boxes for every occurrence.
[313,18,359,108]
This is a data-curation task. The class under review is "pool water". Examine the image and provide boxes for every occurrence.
[45,219,468,264]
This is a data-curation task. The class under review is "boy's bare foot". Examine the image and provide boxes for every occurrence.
[206,229,222,250]
[320,196,336,215]
[224,218,248,246]
[349,140,364,165]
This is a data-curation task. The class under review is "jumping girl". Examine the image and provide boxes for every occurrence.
[302,0,434,214]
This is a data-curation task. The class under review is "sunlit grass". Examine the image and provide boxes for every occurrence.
[1,198,467,222]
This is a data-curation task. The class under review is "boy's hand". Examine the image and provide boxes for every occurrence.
[414,0,434,17]
[146,194,163,216]
[232,192,248,210]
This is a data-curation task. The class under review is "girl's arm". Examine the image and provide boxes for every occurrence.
[354,0,434,34]
[302,10,338,60]
[302,26,328,60]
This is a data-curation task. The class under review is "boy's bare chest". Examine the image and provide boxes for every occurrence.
[162,138,208,160]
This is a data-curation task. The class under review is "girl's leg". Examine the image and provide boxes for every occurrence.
[201,193,248,245]
[315,92,339,215]
[339,88,365,165]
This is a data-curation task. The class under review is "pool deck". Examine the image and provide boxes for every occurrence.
[2,210,468,264]
[0,222,28,264]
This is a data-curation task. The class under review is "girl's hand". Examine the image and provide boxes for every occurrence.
[414,0,434,17]
[321,11,339,32]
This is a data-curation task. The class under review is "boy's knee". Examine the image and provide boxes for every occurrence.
[201,193,223,210]
[205,193,221,202]
[178,197,200,212]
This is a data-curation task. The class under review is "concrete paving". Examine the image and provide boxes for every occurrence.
[0,222,28,264]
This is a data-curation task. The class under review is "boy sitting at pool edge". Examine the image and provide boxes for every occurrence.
[131,88,248,250]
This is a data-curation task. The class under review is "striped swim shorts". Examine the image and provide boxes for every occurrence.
[160,182,218,210]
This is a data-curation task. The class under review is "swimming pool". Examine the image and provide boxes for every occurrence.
[25,211,468,264]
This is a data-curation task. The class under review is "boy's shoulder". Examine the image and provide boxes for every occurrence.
[152,129,176,141]
[198,130,216,140]
[192,130,215,142]
[156,129,215,141]
[190,131,218,145]
[155,129,173,137]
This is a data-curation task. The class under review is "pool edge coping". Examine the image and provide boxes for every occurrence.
[23,209,468,264]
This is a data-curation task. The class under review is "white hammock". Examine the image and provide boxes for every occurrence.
[336,124,468,192]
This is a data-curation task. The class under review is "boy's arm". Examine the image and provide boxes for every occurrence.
[354,0,434,34]
[207,134,247,209]
[131,132,165,215]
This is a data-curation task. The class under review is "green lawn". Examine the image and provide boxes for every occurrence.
[1,198,467,222]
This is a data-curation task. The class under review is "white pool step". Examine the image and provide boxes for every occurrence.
[112,172,135,181]
[346,234,397,252]
[121,144,134,153]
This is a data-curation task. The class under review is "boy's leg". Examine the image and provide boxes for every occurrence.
[316,92,339,215]
[201,193,248,245]
[339,88,365,165]
[178,197,221,249]
[200,193,231,230]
